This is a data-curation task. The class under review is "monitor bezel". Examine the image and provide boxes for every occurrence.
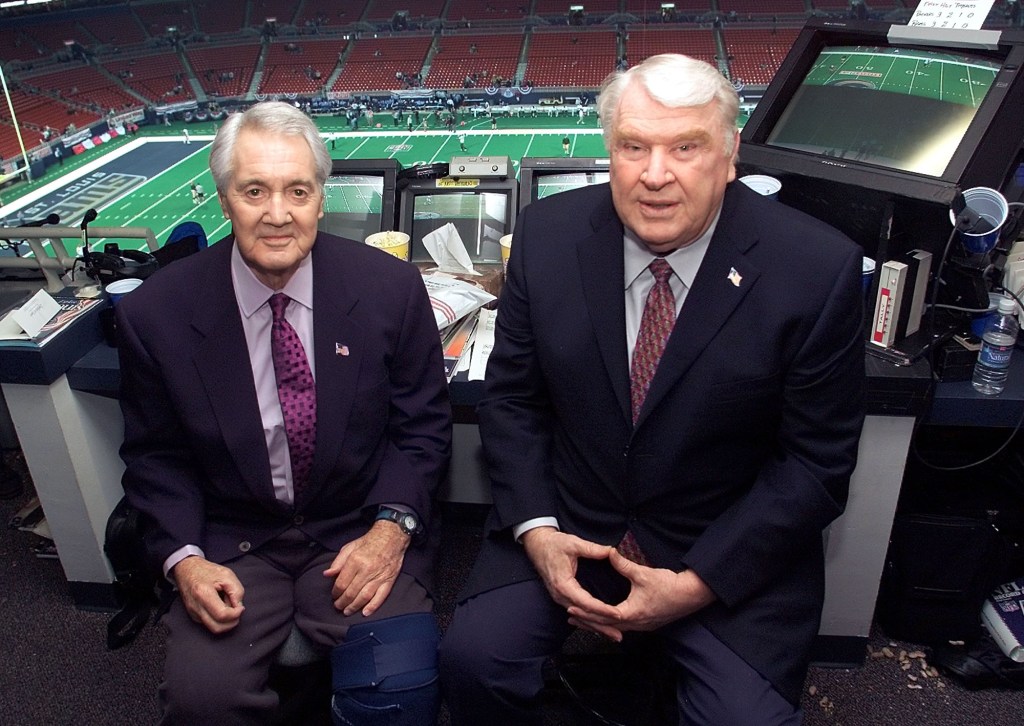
[397,177,519,264]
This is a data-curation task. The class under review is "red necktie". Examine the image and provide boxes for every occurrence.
[269,293,316,498]
[619,259,677,565]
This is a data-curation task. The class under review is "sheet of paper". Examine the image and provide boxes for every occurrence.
[468,308,497,381]
[12,289,60,339]
[909,0,994,29]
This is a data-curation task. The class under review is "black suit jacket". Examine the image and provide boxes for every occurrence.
[116,232,452,591]
[467,182,865,703]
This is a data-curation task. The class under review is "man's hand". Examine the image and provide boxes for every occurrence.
[324,520,410,617]
[520,527,616,613]
[172,556,245,634]
[566,548,716,642]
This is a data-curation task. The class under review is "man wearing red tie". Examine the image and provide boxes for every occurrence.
[117,102,451,725]
[441,54,865,724]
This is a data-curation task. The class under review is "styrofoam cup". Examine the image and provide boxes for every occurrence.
[106,278,143,305]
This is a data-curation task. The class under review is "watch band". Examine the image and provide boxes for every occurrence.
[375,506,420,536]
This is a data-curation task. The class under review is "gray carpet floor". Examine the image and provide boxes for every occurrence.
[2,449,1024,725]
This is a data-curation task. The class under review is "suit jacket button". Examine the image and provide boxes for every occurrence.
[293,515,305,526]
[238,541,251,553]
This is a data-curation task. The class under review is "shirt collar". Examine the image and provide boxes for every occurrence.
[231,242,315,319]
[623,207,722,291]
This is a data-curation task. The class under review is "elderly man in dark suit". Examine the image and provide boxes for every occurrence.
[117,101,451,725]
[440,54,865,724]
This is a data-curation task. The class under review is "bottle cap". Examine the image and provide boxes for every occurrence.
[997,298,1017,315]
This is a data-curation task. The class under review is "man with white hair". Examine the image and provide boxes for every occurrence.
[440,54,865,725]
[117,101,451,725]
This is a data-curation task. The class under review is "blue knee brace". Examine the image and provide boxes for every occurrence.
[330,612,440,726]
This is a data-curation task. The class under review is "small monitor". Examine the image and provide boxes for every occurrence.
[319,159,399,243]
[518,157,611,211]
[398,177,518,263]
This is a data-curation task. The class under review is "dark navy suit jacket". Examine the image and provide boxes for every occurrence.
[466,181,865,704]
[116,232,452,592]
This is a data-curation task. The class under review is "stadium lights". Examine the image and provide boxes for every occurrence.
[569,4,584,10]
[661,2,676,8]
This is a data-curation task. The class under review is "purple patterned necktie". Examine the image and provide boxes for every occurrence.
[619,259,677,565]
[269,293,316,498]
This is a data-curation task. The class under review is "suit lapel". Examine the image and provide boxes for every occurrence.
[303,241,362,507]
[190,240,279,507]
[577,200,632,424]
[635,185,763,428]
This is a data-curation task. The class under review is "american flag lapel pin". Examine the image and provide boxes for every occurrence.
[336,343,350,356]
[727,267,742,287]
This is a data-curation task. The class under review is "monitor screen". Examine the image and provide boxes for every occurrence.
[765,45,1001,178]
[518,157,611,210]
[319,159,399,243]
[408,191,510,263]
[398,177,518,264]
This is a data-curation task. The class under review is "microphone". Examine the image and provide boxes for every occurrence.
[80,208,98,230]
[952,191,995,234]
[21,213,60,228]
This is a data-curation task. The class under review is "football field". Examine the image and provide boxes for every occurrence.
[805,46,1000,106]
[1,119,608,256]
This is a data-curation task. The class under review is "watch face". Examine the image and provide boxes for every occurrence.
[400,514,418,533]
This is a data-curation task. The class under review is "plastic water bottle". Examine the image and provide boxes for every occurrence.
[972,297,1019,395]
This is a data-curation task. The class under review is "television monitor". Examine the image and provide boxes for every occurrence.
[319,159,399,243]
[738,18,1024,261]
[518,157,611,211]
[398,177,518,264]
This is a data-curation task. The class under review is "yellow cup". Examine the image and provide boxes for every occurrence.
[365,231,411,261]
[499,234,513,276]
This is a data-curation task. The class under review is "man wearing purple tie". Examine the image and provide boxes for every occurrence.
[440,54,865,724]
[116,101,451,725]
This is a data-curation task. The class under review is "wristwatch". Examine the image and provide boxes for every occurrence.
[375,507,421,536]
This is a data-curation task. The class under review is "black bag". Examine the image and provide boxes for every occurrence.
[877,512,1010,645]
[103,496,170,649]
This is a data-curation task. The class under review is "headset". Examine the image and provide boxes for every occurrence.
[84,244,160,285]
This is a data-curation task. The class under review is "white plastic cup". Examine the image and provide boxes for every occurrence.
[499,234,513,276]
[862,257,875,296]
[951,187,1009,255]
[105,278,143,305]
[738,174,781,200]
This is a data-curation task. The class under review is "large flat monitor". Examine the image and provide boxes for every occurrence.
[518,157,611,211]
[319,159,400,243]
[398,177,518,264]
[738,18,1024,259]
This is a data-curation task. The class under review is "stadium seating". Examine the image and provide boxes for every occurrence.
[193,1,247,36]
[79,8,148,47]
[364,0,446,23]
[258,39,345,95]
[331,36,433,93]
[445,0,530,22]
[525,30,618,87]
[102,53,193,104]
[717,0,808,16]
[294,0,369,29]
[721,26,802,85]
[250,0,302,29]
[133,2,194,38]
[187,43,262,98]
[624,26,718,66]
[426,33,523,89]
[25,64,137,115]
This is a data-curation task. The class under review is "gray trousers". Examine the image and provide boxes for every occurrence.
[159,527,431,726]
